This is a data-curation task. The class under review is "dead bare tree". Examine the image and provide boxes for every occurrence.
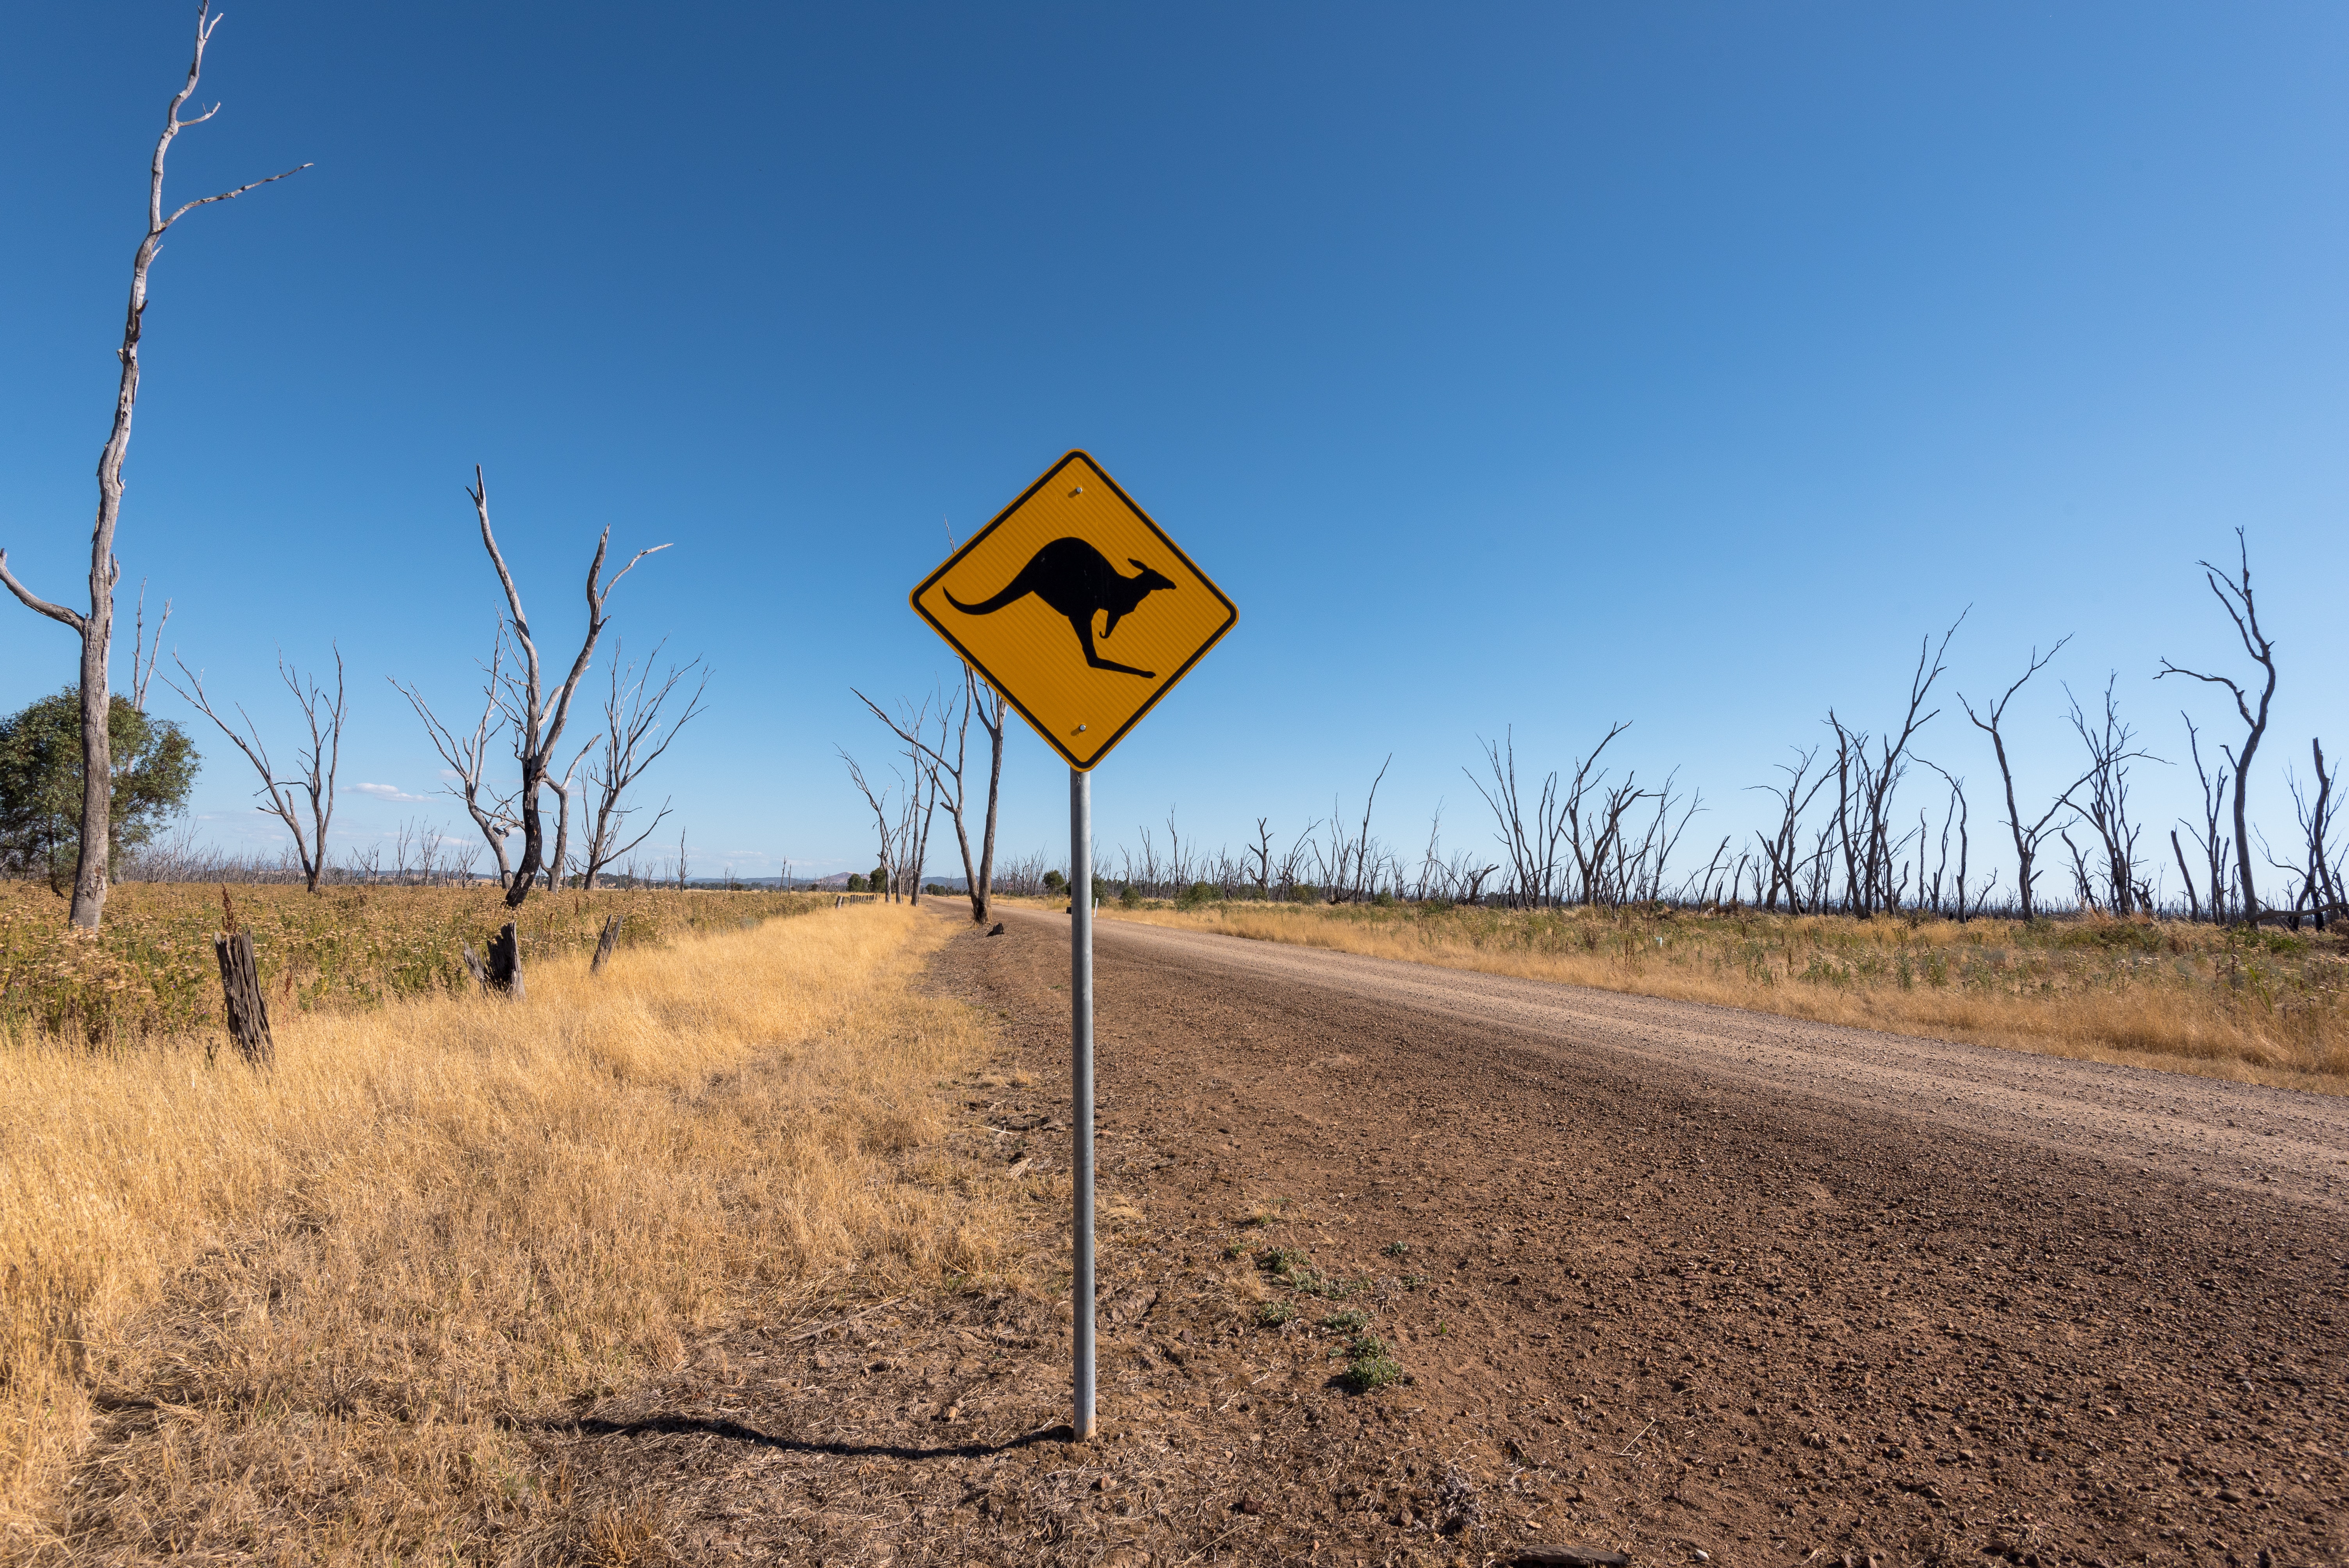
[1748,746,1832,912]
[469,467,670,909]
[1917,760,1982,921]
[2064,675,2161,915]
[1583,775,1655,907]
[166,648,346,894]
[839,750,901,901]
[2158,531,2276,924]
[392,637,518,887]
[1561,725,1639,907]
[1829,615,1963,916]
[1619,777,1698,904]
[579,642,706,889]
[2286,740,2340,930]
[1343,757,1392,903]
[2174,713,2233,923]
[1961,637,2083,921]
[1248,818,1276,897]
[0,5,305,930]
[1468,729,1563,907]
[855,669,1005,921]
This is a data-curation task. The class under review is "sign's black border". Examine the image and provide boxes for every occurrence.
[909,450,1239,773]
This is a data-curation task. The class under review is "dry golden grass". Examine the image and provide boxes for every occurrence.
[0,900,1003,1562]
[0,879,822,1045]
[1099,900,2349,1092]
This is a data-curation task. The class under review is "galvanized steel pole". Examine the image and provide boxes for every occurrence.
[1069,765,1096,1440]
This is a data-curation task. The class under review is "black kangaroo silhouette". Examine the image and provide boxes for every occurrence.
[946,537,1176,677]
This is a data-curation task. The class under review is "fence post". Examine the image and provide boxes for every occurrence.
[211,931,274,1066]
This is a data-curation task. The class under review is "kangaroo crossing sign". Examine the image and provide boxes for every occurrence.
[911,451,1237,770]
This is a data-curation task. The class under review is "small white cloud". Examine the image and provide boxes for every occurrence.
[353,782,431,803]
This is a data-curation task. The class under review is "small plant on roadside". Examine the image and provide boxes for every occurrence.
[1383,1240,1410,1258]
[1256,1243,1353,1297]
[1338,1333,1403,1392]
[1400,1273,1425,1290]
[1321,1307,1370,1332]
[1256,1299,1295,1327]
[1258,1245,1308,1279]
[1223,1240,1253,1260]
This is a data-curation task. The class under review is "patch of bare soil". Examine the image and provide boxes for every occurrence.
[537,910,2349,1567]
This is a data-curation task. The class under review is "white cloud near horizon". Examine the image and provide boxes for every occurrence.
[353,782,431,803]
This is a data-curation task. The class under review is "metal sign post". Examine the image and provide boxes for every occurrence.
[1069,766,1096,1440]
[907,450,1235,1443]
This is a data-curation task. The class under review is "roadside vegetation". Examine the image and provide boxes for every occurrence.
[0,881,818,1046]
[0,900,1008,1557]
[1099,896,2349,1087]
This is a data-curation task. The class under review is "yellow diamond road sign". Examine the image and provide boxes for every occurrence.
[911,451,1237,771]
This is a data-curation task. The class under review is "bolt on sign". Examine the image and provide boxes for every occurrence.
[910,451,1237,770]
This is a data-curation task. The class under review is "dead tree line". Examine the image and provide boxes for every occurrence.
[840,535,2319,925]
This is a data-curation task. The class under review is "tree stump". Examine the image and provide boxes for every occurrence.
[462,921,526,998]
[591,914,624,973]
[212,931,274,1066]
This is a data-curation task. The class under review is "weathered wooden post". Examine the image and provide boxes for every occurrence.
[462,921,527,998]
[211,930,273,1066]
[590,914,624,973]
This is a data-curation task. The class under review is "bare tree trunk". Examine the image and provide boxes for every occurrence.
[545,740,591,891]
[469,469,670,910]
[167,648,346,893]
[1962,638,2089,922]
[855,673,1002,921]
[973,672,1004,919]
[0,5,303,931]
[463,923,525,998]
[2065,674,2157,916]
[2171,830,2201,921]
[2159,531,2276,924]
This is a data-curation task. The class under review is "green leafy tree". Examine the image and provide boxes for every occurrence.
[0,690,198,893]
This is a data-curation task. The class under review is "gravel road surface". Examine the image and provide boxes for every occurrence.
[1085,914,2349,1217]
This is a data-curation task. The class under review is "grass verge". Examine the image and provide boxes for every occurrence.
[0,900,1001,1560]
[1098,900,2349,1090]
[0,880,823,1045]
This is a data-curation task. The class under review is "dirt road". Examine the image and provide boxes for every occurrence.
[550,907,2348,1567]
[1085,914,2349,1217]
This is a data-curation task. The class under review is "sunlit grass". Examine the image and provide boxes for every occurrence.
[0,900,1006,1557]
[0,879,822,1046]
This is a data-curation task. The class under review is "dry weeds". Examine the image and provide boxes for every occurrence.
[1098,899,2349,1090]
[0,900,1005,1562]
[0,880,822,1045]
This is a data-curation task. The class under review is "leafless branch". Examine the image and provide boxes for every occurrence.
[166,645,345,893]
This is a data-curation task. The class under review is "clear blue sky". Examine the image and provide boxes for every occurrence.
[4,3,2344,897]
